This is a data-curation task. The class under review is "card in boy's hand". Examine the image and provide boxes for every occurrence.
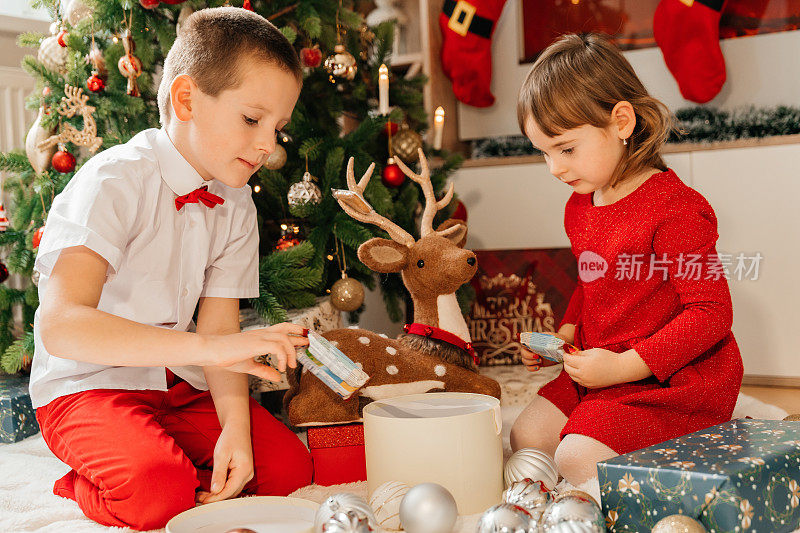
[519,331,578,363]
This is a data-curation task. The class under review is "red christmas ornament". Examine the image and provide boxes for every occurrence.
[87,73,105,93]
[160,0,189,4]
[139,0,160,8]
[57,28,68,48]
[42,86,51,97]
[52,149,76,173]
[242,0,253,10]
[301,46,323,68]
[381,158,405,188]
[33,227,45,249]
[0,262,8,284]
[382,121,399,137]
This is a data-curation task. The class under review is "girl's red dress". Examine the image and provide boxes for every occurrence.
[538,169,743,454]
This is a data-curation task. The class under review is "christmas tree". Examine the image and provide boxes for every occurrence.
[0,0,466,374]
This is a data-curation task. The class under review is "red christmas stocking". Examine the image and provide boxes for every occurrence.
[654,0,729,104]
[439,0,507,108]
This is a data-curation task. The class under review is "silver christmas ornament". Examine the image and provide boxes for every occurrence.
[324,44,358,81]
[322,509,373,533]
[503,448,559,489]
[547,521,601,533]
[475,503,536,533]
[540,491,605,532]
[264,143,287,170]
[62,0,92,26]
[502,478,553,526]
[398,482,458,533]
[288,172,322,208]
[314,493,377,532]
[652,514,708,533]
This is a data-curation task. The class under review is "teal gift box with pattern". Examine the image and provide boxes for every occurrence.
[598,419,800,532]
[0,374,39,443]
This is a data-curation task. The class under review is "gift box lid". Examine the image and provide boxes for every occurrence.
[598,419,800,533]
[0,374,31,398]
[307,423,364,449]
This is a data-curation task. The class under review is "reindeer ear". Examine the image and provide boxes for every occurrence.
[436,219,468,248]
[358,238,409,273]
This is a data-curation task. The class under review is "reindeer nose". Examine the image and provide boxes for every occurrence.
[467,256,476,266]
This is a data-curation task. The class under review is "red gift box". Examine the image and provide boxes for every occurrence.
[307,423,366,486]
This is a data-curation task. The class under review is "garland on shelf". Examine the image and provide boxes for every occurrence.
[471,106,800,159]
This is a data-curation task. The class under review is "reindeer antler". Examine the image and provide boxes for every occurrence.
[332,157,415,247]
[394,148,455,237]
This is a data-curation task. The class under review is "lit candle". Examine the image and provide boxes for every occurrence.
[378,64,389,115]
[433,106,445,150]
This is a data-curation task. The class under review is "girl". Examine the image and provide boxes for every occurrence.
[509,33,743,488]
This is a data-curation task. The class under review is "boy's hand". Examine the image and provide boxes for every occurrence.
[197,422,254,504]
[563,348,620,388]
[206,323,309,382]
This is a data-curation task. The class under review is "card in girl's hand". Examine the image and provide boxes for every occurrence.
[519,331,579,363]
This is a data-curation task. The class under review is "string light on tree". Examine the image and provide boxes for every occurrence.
[378,64,389,115]
[432,106,445,150]
[276,222,303,251]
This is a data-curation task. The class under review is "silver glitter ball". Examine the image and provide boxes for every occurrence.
[322,509,373,533]
[503,448,559,489]
[314,493,378,532]
[502,478,553,525]
[398,482,458,533]
[287,171,322,208]
[475,503,536,533]
[541,491,605,532]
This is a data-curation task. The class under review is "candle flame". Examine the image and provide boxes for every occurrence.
[379,64,389,80]
[434,106,445,124]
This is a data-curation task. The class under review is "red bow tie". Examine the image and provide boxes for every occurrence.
[175,186,225,211]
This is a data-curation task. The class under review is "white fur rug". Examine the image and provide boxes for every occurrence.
[0,387,789,533]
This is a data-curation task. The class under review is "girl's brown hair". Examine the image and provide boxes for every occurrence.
[517,33,674,187]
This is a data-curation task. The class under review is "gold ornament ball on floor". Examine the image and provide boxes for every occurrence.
[264,144,287,170]
[652,514,708,533]
[330,275,365,312]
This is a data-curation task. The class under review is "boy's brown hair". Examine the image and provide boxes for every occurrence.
[157,7,302,125]
[517,33,674,187]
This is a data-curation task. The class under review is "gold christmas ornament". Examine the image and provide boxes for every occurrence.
[117,30,142,97]
[392,125,423,163]
[287,171,322,208]
[37,84,102,154]
[330,274,365,312]
[38,34,68,75]
[26,107,57,175]
[324,44,358,82]
[264,144,287,170]
[784,413,800,421]
[652,514,708,533]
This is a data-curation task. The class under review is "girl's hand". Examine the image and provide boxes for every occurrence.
[563,348,621,388]
[203,323,310,382]
[520,346,543,372]
[197,422,254,504]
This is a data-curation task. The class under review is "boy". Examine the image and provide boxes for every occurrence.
[30,7,311,530]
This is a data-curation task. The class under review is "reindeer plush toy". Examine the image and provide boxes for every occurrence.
[284,150,501,426]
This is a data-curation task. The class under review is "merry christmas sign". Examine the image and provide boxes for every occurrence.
[468,249,577,366]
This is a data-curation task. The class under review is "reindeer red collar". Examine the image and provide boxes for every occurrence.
[284,150,501,427]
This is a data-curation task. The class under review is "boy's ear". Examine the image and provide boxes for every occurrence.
[170,74,195,122]
[610,100,636,141]
[358,238,409,273]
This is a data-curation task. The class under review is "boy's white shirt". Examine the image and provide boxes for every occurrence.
[29,128,259,409]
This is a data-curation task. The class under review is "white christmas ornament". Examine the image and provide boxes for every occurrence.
[314,493,378,532]
[368,480,409,531]
[398,483,458,533]
[503,447,559,489]
[26,107,57,175]
[62,0,92,26]
[287,171,322,207]
[38,35,68,75]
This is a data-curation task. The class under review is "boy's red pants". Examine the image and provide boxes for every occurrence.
[35,372,312,531]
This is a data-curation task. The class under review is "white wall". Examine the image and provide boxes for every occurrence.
[458,0,800,140]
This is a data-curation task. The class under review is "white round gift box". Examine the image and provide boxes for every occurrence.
[363,392,503,515]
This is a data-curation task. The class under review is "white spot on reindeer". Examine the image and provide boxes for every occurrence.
[386,365,399,375]
[434,365,446,377]
[386,346,397,355]
[378,333,388,338]
[359,336,371,345]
